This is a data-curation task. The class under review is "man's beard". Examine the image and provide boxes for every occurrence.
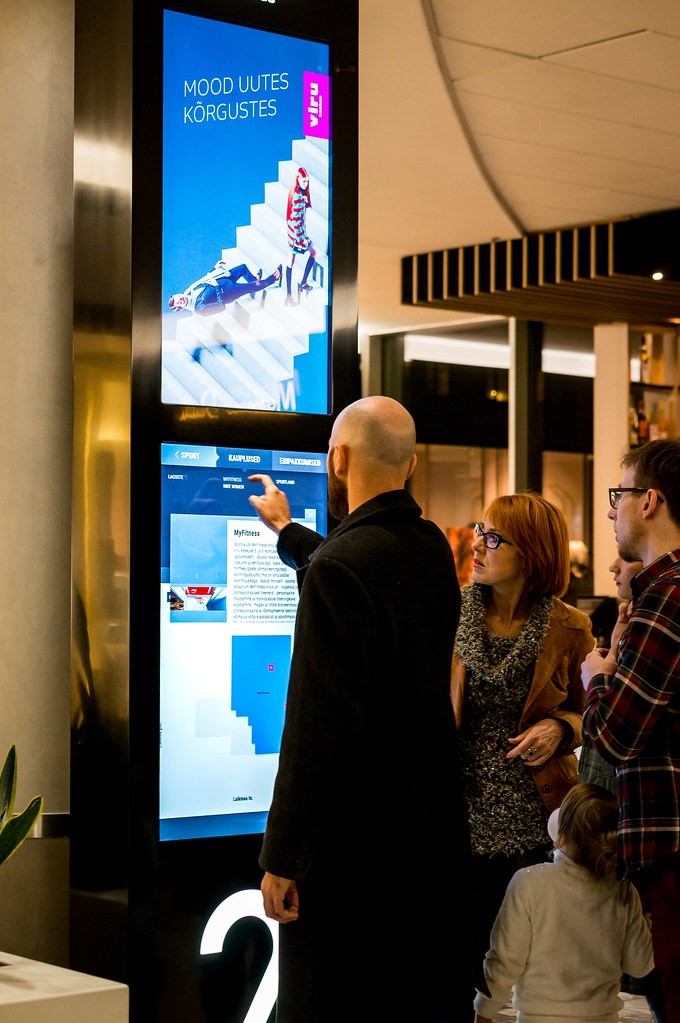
[617,538,642,563]
[617,522,644,564]
[327,463,349,521]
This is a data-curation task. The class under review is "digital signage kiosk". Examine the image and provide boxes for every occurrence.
[72,1,359,1019]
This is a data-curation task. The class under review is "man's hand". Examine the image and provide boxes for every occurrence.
[581,647,617,691]
[248,474,293,535]
[609,599,631,651]
[261,872,300,923]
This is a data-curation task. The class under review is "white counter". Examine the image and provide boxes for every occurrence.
[0,953,128,1022]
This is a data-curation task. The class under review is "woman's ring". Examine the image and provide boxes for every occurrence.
[526,747,537,758]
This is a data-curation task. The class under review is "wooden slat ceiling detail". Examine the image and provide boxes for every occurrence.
[402,210,680,326]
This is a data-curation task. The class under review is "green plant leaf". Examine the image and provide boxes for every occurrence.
[0,796,43,868]
[0,746,17,827]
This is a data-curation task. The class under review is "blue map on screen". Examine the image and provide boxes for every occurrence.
[162,10,332,413]
[232,635,291,755]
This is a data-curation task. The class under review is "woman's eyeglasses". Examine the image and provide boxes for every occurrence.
[473,523,514,550]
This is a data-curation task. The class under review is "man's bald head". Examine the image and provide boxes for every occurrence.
[328,397,417,508]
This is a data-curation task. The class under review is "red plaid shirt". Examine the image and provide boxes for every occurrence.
[584,548,680,875]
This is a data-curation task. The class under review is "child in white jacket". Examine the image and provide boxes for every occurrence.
[473,782,654,1023]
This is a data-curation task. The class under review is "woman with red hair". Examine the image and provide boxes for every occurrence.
[285,167,316,306]
[451,492,594,961]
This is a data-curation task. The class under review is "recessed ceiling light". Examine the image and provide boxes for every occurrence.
[652,271,664,281]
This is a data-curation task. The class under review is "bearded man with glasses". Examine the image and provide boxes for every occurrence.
[582,438,680,1023]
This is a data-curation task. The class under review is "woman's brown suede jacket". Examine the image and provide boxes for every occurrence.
[450,599,594,813]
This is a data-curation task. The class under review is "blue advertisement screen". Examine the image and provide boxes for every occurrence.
[159,443,327,841]
[162,10,332,413]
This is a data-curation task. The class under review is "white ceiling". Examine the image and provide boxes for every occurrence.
[358,0,680,336]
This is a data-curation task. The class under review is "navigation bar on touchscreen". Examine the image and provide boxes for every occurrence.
[159,443,327,841]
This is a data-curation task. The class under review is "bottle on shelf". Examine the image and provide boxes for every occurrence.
[648,401,660,441]
[628,403,639,447]
[666,393,677,438]
[639,334,651,384]
[637,399,649,444]
[658,400,669,439]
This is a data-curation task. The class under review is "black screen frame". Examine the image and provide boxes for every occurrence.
[127,1,358,1015]
[158,440,329,843]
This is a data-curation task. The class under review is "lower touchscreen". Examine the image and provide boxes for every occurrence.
[159,442,327,840]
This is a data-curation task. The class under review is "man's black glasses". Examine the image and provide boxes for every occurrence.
[474,523,513,550]
[608,487,665,510]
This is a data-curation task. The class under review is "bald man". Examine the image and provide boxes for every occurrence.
[249,397,475,1023]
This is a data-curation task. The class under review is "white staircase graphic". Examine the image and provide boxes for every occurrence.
[224,707,256,756]
[163,137,330,411]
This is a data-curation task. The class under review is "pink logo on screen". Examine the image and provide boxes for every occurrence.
[303,72,331,139]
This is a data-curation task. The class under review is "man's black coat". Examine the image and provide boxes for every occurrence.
[260,490,477,1022]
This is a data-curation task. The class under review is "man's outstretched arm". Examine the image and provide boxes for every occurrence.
[248,474,293,535]
[249,473,324,573]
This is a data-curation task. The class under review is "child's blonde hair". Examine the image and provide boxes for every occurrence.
[557,782,619,882]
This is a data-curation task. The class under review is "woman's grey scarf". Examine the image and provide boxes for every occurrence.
[455,582,554,683]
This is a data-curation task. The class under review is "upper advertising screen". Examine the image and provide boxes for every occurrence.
[162,9,332,414]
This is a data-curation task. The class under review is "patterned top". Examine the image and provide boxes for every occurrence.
[287,191,313,253]
[584,548,680,874]
[456,584,554,856]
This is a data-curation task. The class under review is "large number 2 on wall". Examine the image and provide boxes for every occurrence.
[200,888,279,1023]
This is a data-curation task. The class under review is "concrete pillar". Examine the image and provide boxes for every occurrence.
[508,319,543,493]
[0,0,74,965]
[593,324,630,594]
